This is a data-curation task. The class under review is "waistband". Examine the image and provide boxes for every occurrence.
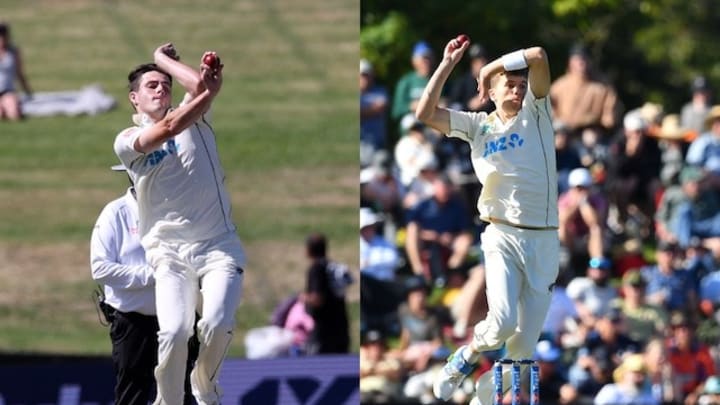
[486,217,558,231]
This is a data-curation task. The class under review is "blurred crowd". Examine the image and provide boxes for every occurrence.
[359,41,720,405]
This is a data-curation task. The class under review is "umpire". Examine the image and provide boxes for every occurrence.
[91,165,198,405]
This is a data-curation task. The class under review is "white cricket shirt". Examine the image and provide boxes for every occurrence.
[113,101,237,248]
[90,188,156,315]
[448,88,559,228]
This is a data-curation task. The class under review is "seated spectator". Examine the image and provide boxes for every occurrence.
[360,329,404,403]
[654,164,690,244]
[390,276,446,373]
[652,114,692,189]
[360,150,402,230]
[447,264,488,341]
[641,240,698,313]
[0,22,32,121]
[568,309,642,398]
[699,268,720,316]
[577,125,610,185]
[566,257,618,328]
[533,339,572,404]
[394,114,436,187]
[681,76,713,135]
[606,111,663,238]
[360,208,404,336]
[666,311,716,399]
[555,121,583,194]
[360,59,390,166]
[404,175,473,286]
[283,296,314,355]
[643,337,680,404]
[686,105,720,175]
[558,167,609,274]
[593,353,658,405]
[447,43,493,113]
[402,152,439,210]
[615,269,668,345]
[673,165,720,249]
[391,41,434,128]
[541,269,578,344]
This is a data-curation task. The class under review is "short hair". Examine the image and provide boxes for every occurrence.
[127,63,172,92]
[306,232,327,258]
[0,23,8,38]
[490,68,529,87]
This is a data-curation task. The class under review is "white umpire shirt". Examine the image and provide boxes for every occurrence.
[113,98,238,249]
[447,88,559,228]
[90,188,156,315]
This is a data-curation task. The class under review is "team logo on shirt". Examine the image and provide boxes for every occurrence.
[144,139,179,167]
[483,133,525,157]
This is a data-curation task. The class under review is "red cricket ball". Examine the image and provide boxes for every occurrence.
[203,53,220,70]
[456,34,470,45]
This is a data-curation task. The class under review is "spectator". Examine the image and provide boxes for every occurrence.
[394,114,435,187]
[0,22,32,121]
[567,256,617,323]
[402,152,439,210]
[653,114,692,189]
[391,41,434,126]
[673,165,720,249]
[568,309,641,398]
[681,76,713,135]
[641,240,697,313]
[696,376,720,405]
[359,329,404,403]
[606,111,662,238]
[360,208,404,336]
[404,175,474,286]
[360,58,390,166]
[666,311,716,399]
[303,233,351,354]
[447,43,493,113]
[541,269,578,344]
[533,339,572,404]
[447,264,488,340]
[643,337,680,404]
[558,167,609,274]
[686,105,720,175]
[615,269,668,345]
[550,43,620,136]
[577,125,611,185]
[593,353,658,405]
[360,150,402,229]
[655,162,691,245]
[555,121,583,194]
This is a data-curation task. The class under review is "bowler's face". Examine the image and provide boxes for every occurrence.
[130,71,172,118]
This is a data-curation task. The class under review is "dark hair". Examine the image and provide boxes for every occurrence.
[0,23,8,38]
[306,232,327,258]
[127,63,172,92]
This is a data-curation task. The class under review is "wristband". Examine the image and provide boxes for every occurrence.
[502,49,528,71]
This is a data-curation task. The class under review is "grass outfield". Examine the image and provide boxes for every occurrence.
[0,0,359,356]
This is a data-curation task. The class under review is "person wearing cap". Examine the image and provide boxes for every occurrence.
[605,110,662,235]
[554,121,583,194]
[0,22,32,121]
[532,339,572,404]
[640,240,697,313]
[593,354,657,405]
[696,376,720,405]
[394,114,435,187]
[549,43,619,135]
[666,311,716,399]
[401,151,440,209]
[391,41,435,127]
[673,164,720,249]
[360,329,403,403]
[681,75,713,135]
[558,167,608,275]
[448,43,493,113]
[566,257,618,328]
[113,44,246,405]
[686,104,720,176]
[415,36,559,404]
[615,269,668,344]
[568,307,642,399]
[360,58,390,166]
[91,165,198,405]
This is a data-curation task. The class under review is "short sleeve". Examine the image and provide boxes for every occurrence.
[113,127,144,169]
[448,109,484,143]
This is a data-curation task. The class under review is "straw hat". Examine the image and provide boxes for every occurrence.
[655,114,687,140]
[704,105,720,129]
[612,354,646,383]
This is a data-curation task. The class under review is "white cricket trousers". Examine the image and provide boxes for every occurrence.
[471,223,558,405]
[146,232,245,405]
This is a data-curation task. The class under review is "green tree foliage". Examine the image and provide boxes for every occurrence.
[361,0,720,130]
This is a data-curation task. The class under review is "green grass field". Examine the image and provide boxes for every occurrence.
[0,0,359,356]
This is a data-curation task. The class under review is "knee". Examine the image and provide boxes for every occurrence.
[158,324,193,348]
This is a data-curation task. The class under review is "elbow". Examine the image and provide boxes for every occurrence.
[415,107,431,124]
[525,46,547,63]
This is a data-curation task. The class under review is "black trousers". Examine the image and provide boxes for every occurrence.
[109,309,199,405]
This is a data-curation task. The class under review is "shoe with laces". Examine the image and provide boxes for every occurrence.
[433,345,477,400]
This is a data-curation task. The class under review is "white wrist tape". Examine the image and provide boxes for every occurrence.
[502,49,528,71]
